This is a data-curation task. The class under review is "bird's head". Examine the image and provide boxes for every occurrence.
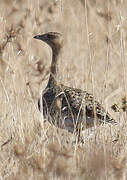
[34,32,63,50]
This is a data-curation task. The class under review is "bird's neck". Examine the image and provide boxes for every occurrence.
[46,46,61,88]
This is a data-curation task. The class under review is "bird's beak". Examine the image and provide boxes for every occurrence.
[33,35,48,42]
[33,35,41,39]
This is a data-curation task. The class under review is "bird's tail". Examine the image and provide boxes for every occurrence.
[99,112,117,125]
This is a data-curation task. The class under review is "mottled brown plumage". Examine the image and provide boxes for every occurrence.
[34,32,117,135]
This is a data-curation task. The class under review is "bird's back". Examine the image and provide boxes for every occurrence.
[40,84,117,133]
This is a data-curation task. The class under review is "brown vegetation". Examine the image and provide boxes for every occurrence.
[0,0,127,179]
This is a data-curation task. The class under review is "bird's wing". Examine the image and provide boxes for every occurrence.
[54,85,117,125]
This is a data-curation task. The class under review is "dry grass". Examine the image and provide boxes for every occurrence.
[0,0,127,179]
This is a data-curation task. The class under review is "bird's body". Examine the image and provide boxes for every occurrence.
[34,32,117,135]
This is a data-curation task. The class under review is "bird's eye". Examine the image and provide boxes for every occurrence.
[45,34,48,38]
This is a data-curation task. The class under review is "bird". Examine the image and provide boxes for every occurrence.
[34,32,117,139]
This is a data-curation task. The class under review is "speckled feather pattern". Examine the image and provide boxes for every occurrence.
[35,32,117,134]
[39,84,117,133]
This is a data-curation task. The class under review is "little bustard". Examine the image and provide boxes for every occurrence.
[34,32,117,136]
